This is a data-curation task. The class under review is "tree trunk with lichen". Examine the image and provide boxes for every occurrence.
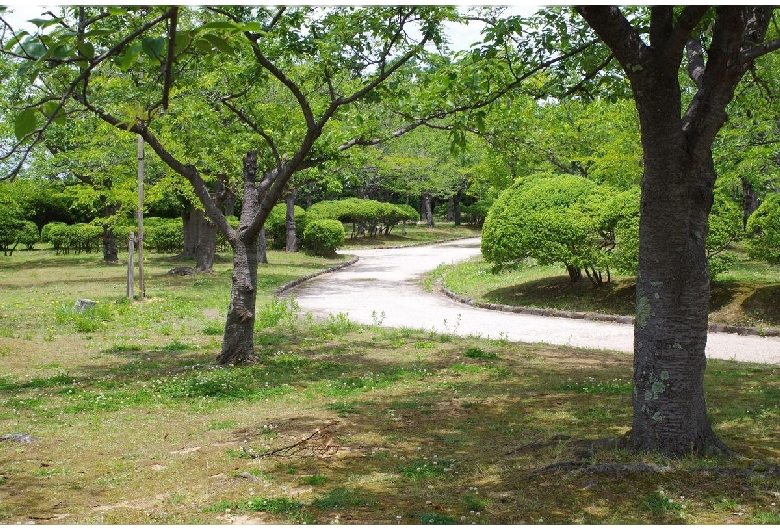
[631,102,724,454]
[578,5,773,456]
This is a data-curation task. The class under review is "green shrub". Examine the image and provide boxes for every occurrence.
[746,193,780,265]
[461,199,492,226]
[482,173,636,284]
[302,219,344,257]
[145,220,184,254]
[267,204,306,250]
[47,223,102,254]
[16,221,39,250]
[41,221,67,244]
[307,198,416,237]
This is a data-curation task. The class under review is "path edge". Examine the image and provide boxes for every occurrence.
[439,285,780,338]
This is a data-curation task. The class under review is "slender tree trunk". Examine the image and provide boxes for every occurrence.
[217,152,266,365]
[99,196,119,263]
[180,206,198,258]
[422,193,434,227]
[285,188,298,252]
[741,176,759,229]
[194,210,217,272]
[224,188,237,218]
[453,191,462,226]
[446,196,455,222]
[258,227,268,264]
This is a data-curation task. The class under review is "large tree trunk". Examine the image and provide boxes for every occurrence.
[628,50,728,457]
[181,206,198,258]
[218,233,259,365]
[178,206,218,271]
[285,188,298,252]
[575,5,773,456]
[102,225,118,262]
[453,190,462,226]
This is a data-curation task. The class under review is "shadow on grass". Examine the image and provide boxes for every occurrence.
[3,322,780,524]
[741,284,780,327]
[484,276,637,316]
[484,277,756,319]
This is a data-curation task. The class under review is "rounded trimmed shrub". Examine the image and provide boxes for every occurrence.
[302,219,345,257]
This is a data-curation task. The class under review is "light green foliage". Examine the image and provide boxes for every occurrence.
[482,173,637,283]
[145,219,184,254]
[0,198,31,254]
[707,190,744,277]
[746,193,780,265]
[480,97,642,191]
[302,219,345,257]
[460,199,493,227]
[307,198,416,238]
[46,223,103,254]
[266,203,306,250]
[15,221,39,250]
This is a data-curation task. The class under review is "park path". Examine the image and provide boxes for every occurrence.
[284,237,780,364]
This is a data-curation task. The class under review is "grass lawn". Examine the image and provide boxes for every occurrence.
[341,222,480,249]
[1,239,779,524]
[435,245,780,332]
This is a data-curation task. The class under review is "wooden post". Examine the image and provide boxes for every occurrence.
[127,232,135,300]
[137,133,145,300]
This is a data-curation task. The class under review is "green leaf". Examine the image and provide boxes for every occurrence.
[200,21,241,30]
[173,31,191,56]
[42,101,66,125]
[141,36,165,62]
[194,38,213,52]
[28,17,61,28]
[202,34,233,55]
[14,108,39,140]
[241,21,264,33]
[21,41,47,59]
[77,41,95,60]
[51,44,73,60]
[107,7,128,15]
[4,30,29,51]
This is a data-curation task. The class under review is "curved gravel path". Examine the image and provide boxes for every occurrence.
[284,237,780,364]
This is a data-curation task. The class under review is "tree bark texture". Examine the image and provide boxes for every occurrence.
[422,193,434,227]
[285,188,298,252]
[217,153,264,365]
[577,6,772,455]
[741,176,759,228]
[219,233,259,364]
[193,209,217,273]
[100,196,119,263]
[258,227,268,264]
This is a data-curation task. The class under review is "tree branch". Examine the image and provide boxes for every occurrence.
[162,6,179,110]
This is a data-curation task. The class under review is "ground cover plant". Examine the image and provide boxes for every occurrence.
[1,244,780,524]
[434,243,780,332]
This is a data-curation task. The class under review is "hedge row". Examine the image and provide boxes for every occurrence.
[307,198,417,238]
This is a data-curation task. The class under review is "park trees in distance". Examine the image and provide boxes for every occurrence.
[1,6,468,365]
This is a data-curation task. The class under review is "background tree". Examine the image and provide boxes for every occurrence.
[2,6,464,365]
